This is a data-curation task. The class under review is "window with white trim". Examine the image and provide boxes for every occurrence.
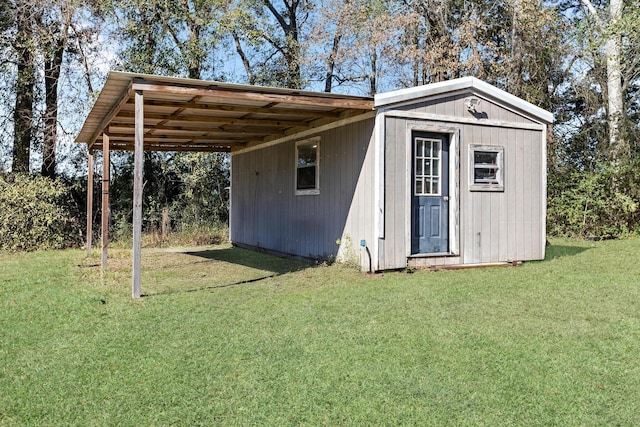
[295,138,320,195]
[470,145,504,191]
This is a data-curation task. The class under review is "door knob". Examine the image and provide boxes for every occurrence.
[443,196,449,201]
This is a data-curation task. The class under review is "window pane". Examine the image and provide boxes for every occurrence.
[432,159,439,176]
[474,167,498,183]
[416,179,423,195]
[297,141,318,191]
[297,166,316,189]
[431,178,439,194]
[424,159,431,176]
[474,151,497,165]
[298,144,317,167]
[432,141,440,159]
[416,158,423,176]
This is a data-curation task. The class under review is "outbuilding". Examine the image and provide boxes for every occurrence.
[77,72,552,296]
[231,76,552,270]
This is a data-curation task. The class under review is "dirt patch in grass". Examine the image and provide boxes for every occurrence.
[80,244,309,298]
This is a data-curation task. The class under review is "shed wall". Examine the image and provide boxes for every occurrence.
[230,118,377,267]
[379,94,545,270]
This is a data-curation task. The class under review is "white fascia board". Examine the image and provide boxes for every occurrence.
[374,77,476,107]
[470,78,554,124]
[374,77,554,125]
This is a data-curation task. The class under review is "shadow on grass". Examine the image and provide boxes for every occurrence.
[141,273,283,297]
[183,246,309,275]
[545,244,591,260]
[141,246,309,298]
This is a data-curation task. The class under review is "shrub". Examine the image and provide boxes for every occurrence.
[547,167,640,237]
[0,174,77,251]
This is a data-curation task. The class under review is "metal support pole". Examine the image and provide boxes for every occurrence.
[86,152,94,256]
[101,133,110,269]
[132,90,144,299]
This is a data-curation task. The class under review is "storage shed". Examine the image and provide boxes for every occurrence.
[231,76,553,270]
[77,72,553,298]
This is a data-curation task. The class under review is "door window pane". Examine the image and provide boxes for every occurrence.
[414,137,442,196]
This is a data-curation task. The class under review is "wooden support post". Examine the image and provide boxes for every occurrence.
[86,151,94,256]
[101,133,110,269]
[132,90,144,299]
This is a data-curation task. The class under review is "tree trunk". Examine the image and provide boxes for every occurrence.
[369,47,377,96]
[605,0,626,166]
[12,4,35,174]
[42,33,65,177]
[186,17,202,79]
[324,30,342,92]
[232,30,255,85]
[263,0,302,89]
[581,0,627,167]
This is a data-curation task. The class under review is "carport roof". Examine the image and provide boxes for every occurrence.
[75,71,375,153]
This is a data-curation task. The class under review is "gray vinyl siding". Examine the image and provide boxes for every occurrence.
[380,93,545,269]
[381,116,407,270]
[461,125,544,264]
[395,93,537,125]
[230,118,376,267]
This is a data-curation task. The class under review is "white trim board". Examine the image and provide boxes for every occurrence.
[403,123,461,260]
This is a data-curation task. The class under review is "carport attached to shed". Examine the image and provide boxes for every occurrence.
[75,71,374,298]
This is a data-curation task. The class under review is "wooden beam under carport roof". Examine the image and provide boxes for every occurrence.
[136,99,344,118]
[111,111,312,128]
[131,79,375,110]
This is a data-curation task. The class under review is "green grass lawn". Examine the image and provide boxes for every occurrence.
[2,239,640,426]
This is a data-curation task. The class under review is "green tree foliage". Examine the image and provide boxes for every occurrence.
[104,151,229,239]
[230,0,310,89]
[172,152,230,227]
[92,0,232,240]
[0,0,638,243]
[544,0,640,237]
[0,174,79,251]
[101,0,230,79]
